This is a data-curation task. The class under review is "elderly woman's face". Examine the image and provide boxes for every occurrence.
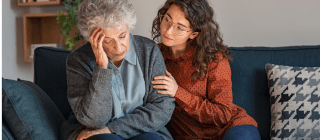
[101,24,130,63]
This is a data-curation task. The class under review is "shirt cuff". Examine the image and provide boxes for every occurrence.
[174,86,192,107]
[92,65,113,83]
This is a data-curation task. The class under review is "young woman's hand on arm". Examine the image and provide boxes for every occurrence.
[152,70,178,97]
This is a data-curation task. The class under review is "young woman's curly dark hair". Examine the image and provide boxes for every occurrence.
[152,0,232,81]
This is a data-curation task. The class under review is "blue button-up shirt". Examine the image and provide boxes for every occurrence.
[108,34,145,120]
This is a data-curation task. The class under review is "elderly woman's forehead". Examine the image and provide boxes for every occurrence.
[101,24,128,31]
[97,25,129,38]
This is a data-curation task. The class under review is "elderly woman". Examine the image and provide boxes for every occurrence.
[60,0,175,140]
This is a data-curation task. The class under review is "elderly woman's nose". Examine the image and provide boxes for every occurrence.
[113,40,123,53]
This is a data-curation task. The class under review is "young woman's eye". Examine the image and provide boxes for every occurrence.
[165,17,170,22]
[178,26,185,31]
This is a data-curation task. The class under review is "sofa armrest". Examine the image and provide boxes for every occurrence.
[34,47,72,119]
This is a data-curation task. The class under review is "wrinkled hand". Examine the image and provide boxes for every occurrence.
[152,70,178,97]
[89,27,109,69]
[76,126,111,140]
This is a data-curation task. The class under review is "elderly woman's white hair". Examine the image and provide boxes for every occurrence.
[78,0,137,41]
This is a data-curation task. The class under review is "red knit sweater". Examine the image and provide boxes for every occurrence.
[159,44,258,140]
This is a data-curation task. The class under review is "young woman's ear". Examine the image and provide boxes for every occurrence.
[189,32,199,40]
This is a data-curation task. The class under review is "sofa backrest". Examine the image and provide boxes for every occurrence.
[33,45,320,140]
[229,45,320,139]
[34,47,72,119]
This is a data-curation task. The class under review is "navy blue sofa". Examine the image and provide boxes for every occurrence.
[2,45,320,140]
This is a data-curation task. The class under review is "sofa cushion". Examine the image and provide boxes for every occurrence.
[265,63,320,139]
[2,78,66,140]
[34,47,73,119]
[229,45,320,139]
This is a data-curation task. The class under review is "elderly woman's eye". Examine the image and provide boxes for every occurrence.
[120,35,126,38]
[104,40,112,44]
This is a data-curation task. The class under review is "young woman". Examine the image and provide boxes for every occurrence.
[151,0,261,139]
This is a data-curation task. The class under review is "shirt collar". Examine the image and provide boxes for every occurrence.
[123,33,137,65]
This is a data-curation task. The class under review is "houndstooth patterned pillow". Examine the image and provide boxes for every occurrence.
[265,63,320,140]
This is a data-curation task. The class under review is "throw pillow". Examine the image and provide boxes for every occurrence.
[265,63,320,140]
[2,78,66,140]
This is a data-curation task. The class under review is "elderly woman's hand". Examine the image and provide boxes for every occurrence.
[152,70,178,97]
[89,27,109,69]
[76,126,112,140]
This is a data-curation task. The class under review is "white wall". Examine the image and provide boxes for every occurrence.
[210,0,320,47]
[130,0,320,47]
[2,0,320,81]
[2,0,32,81]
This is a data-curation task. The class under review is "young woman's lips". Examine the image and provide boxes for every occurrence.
[164,35,173,40]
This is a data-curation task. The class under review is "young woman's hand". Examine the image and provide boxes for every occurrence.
[152,70,178,97]
[76,126,112,140]
[89,27,109,69]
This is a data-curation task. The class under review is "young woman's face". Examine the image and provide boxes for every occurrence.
[101,24,130,63]
[160,4,198,48]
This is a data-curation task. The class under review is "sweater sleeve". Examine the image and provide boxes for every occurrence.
[66,52,114,129]
[174,56,234,127]
[106,44,175,139]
